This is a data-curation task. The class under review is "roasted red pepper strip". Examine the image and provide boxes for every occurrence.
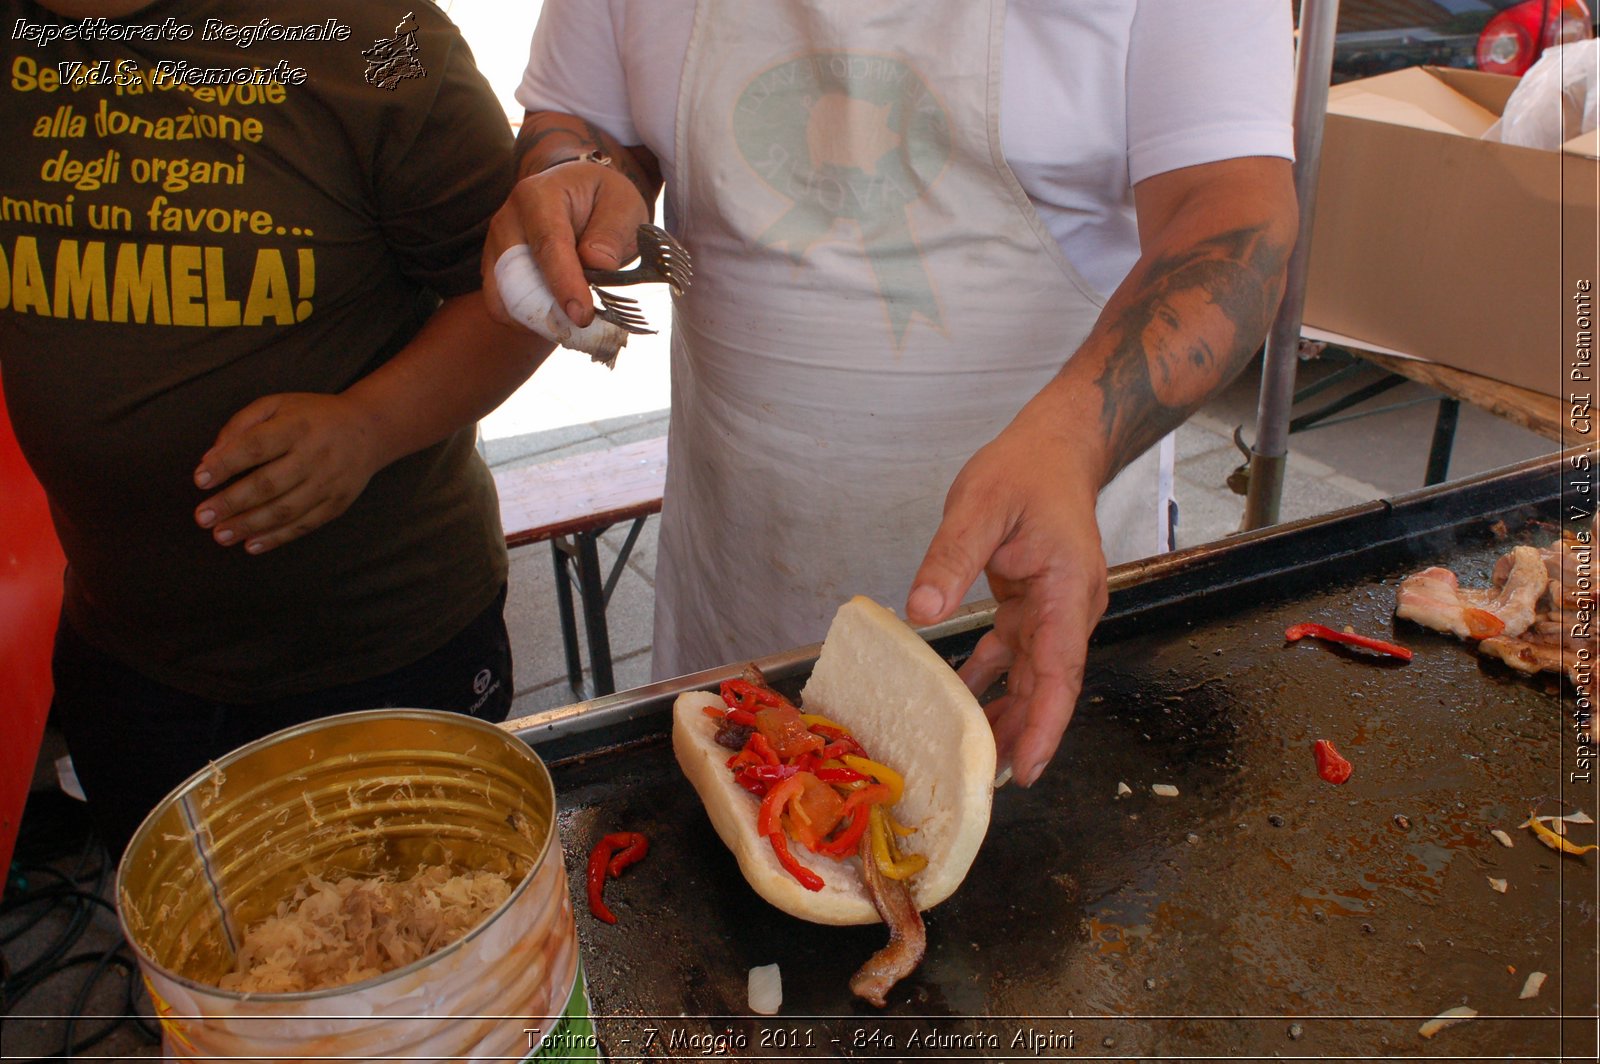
[586,836,623,924]
[817,735,865,760]
[721,678,785,712]
[814,803,872,857]
[746,732,782,766]
[1285,622,1413,662]
[758,776,805,837]
[768,829,824,891]
[1313,739,1353,785]
[705,704,758,727]
[814,783,890,857]
[814,766,869,784]
[757,777,829,888]
[587,832,650,924]
[607,832,649,878]
[726,747,764,772]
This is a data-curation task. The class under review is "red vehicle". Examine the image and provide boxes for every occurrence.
[1331,0,1593,82]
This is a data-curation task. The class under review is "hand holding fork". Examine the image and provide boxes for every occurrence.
[492,223,693,365]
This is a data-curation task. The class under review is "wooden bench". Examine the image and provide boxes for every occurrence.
[494,435,667,699]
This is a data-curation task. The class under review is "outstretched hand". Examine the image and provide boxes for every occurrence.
[192,392,383,555]
[905,406,1109,788]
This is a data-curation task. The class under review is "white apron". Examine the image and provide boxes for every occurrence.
[652,0,1171,679]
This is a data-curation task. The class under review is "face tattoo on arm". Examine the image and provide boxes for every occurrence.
[1094,223,1292,473]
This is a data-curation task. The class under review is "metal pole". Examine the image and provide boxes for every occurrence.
[1243,0,1342,530]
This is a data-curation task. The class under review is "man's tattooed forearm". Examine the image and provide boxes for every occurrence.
[1093,224,1291,471]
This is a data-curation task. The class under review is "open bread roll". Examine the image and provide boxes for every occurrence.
[672,596,996,925]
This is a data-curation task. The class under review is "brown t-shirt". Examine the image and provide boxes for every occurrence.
[0,0,514,701]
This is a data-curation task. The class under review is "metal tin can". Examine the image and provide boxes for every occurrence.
[116,709,596,1061]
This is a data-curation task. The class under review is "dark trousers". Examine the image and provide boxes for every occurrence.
[52,585,513,861]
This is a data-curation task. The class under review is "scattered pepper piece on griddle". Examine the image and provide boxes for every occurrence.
[1285,622,1413,661]
[1312,739,1353,785]
[587,831,650,924]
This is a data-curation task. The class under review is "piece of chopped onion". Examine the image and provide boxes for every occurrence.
[1490,829,1514,848]
[1151,784,1179,798]
[1487,877,1507,893]
[748,963,782,1015]
[1116,782,1132,797]
[1519,971,1547,1000]
[1417,1005,1476,1039]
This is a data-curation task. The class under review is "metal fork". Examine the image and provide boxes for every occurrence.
[582,223,694,295]
[591,288,656,336]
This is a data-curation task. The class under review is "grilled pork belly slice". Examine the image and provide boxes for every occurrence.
[848,827,926,1007]
[1396,567,1506,640]
[1457,546,1545,639]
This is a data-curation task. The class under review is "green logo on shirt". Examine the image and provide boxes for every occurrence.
[734,52,950,345]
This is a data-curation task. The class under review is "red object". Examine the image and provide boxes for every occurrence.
[1463,608,1507,640]
[757,775,805,837]
[753,704,826,760]
[606,832,649,878]
[1313,739,1354,785]
[0,368,65,888]
[746,732,782,766]
[814,783,891,857]
[586,836,622,924]
[1477,0,1593,76]
[820,736,864,760]
[767,828,824,892]
[1284,622,1413,661]
[721,693,901,885]
[815,804,872,858]
[587,831,650,924]
[720,678,785,713]
[758,775,827,889]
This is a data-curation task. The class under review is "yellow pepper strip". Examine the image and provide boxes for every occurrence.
[1527,811,1599,855]
[868,806,927,880]
[887,812,917,837]
[800,713,849,732]
[843,755,904,804]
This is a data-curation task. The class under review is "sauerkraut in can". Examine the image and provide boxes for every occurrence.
[116,709,597,1061]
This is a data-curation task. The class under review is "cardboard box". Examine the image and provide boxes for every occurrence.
[1303,66,1599,398]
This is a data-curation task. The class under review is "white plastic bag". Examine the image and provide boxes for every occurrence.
[1487,38,1599,148]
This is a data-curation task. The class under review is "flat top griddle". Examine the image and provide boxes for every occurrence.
[513,454,1597,1060]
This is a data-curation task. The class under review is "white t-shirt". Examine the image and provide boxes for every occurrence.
[517,0,1294,297]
